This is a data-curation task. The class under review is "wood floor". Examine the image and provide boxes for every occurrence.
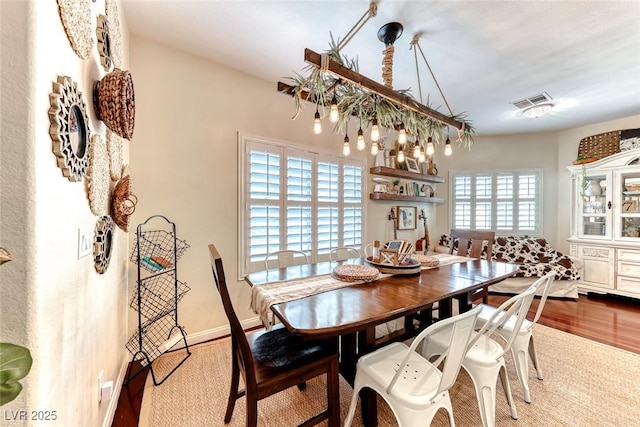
[110,292,640,427]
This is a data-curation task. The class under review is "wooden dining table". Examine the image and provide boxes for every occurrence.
[245,257,518,427]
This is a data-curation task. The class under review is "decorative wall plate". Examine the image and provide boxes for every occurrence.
[87,134,110,215]
[94,69,135,139]
[105,0,123,67]
[49,75,92,182]
[96,15,113,72]
[94,216,114,274]
[112,175,137,231]
[56,0,93,59]
[107,129,124,181]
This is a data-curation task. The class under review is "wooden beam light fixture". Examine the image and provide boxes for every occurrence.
[278,1,474,156]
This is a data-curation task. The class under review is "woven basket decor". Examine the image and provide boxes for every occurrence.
[95,68,135,139]
[112,175,137,231]
[577,131,621,160]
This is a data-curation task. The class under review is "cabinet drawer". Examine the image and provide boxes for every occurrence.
[617,276,640,294]
[617,260,640,278]
[580,246,613,259]
[582,258,614,289]
[617,249,640,262]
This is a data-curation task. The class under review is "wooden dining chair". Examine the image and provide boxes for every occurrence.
[209,244,340,427]
[449,229,496,306]
[263,249,309,270]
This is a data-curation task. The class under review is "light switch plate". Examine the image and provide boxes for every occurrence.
[78,227,93,259]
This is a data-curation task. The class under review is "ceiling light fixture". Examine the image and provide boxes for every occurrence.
[522,103,554,119]
[313,104,322,134]
[277,1,475,157]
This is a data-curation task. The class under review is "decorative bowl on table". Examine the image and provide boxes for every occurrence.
[363,256,421,275]
[412,254,440,268]
[332,264,380,282]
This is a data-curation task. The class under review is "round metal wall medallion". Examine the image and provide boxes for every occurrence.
[48,75,92,182]
[94,216,114,274]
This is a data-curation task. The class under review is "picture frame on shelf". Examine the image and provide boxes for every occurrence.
[396,206,417,230]
[405,157,421,173]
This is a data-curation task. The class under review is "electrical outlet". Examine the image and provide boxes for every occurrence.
[78,227,93,259]
[98,370,104,404]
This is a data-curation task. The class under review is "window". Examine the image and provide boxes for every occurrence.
[240,135,364,275]
[450,170,542,235]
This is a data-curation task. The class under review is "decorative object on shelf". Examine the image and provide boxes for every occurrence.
[372,177,389,193]
[56,0,93,59]
[105,0,123,67]
[112,175,137,231]
[619,128,640,151]
[96,15,113,72]
[415,209,429,253]
[396,206,417,230]
[577,130,621,161]
[94,68,135,139]
[48,75,92,182]
[93,215,114,274]
[405,157,420,173]
[277,1,473,158]
[87,134,110,216]
[126,215,191,385]
[584,179,603,196]
[107,129,125,181]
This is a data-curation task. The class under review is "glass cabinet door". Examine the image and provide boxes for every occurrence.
[619,172,640,239]
[579,173,610,239]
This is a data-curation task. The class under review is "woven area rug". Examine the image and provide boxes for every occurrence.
[138,325,640,426]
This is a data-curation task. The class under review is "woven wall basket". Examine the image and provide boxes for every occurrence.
[577,130,621,160]
[112,175,137,231]
[94,68,135,139]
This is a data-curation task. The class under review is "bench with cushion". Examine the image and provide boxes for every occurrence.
[436,235,581,299]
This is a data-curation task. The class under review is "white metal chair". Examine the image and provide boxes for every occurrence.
[422,285,537,427]
[363,243,374,257]
[473,271,556,403]
[344,306,483,427]
[329,247,361,262]
[263,250,308,270]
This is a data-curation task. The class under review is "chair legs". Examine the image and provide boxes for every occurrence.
[465,361,518,427]
[327,357,340,427]
[529,336,543,380]
[224,356,241,423]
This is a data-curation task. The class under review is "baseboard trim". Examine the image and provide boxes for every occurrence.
[177,316,263,349]
[102,354,131,427]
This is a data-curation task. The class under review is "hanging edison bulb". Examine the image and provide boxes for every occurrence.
[356,127,366,151]
[426,136,435,156]
[343,133,351,156]
[329,93,339,123]
[398,123,407,145]
[419,147,426,163]
[413,143,421,159]
[370,118,380,142]
[444,137,452,156]
[313,106,322,135]
[371,141,379,155]
[397,148,405,163]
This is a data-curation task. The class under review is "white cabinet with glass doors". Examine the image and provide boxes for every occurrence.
[567,149,640,298]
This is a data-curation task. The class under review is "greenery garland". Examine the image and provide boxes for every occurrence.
[285,37,475,149]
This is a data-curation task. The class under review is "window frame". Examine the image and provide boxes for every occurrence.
[448,168,543,236]
[238,133,365,277]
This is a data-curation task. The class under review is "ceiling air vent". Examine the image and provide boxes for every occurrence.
[512,92,553,110]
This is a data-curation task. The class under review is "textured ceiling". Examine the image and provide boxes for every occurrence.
[122,0,640,136]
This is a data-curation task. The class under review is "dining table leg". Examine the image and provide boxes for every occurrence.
[339,333,358,385]
[358,326,378,427]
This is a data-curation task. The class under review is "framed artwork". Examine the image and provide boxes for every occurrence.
[406,157,421,173]
[396,206,417,230]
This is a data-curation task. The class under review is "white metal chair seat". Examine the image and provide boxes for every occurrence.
[345,306,482,427]
[473,271,556,403]
[422,286,537,427]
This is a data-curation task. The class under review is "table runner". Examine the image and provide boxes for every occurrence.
[250,253,471,329]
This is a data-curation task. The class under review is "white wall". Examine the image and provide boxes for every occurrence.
[0,1,130,426]
[433,132,560,245]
